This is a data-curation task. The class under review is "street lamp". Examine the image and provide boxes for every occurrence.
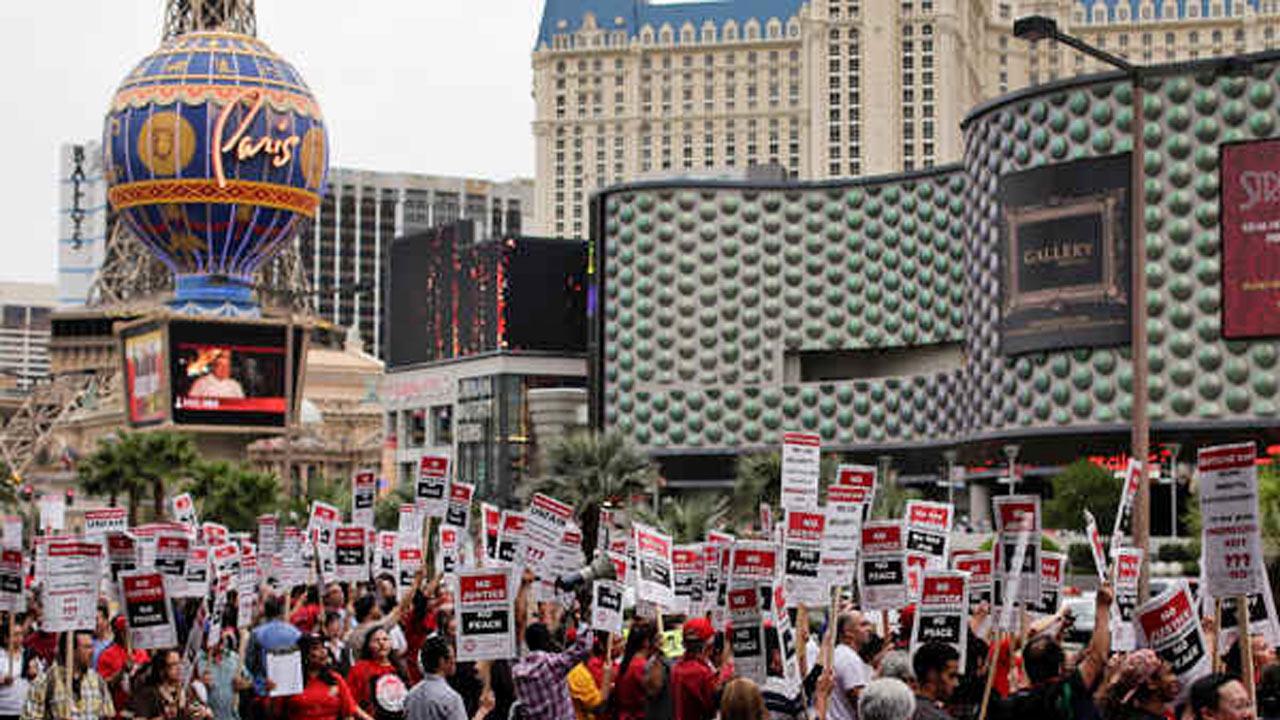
[1014,14,1151,601]
[1002,444,1020,496]
[942,448,959,509]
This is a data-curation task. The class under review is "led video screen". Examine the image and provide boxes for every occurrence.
[168,320,301,428]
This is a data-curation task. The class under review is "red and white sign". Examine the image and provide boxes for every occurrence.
[524,494,573,574]
[257,515,279,559]
[911,570,969,668]
[1112,547,1143,651]
[397,545,423,598]
[44,541,103,632]
[84,508,127,539]
[952,549,994,612]
[445,481,475,531]
[1136,581,1210,689]
[783,509,827,605]
[170,493,197,527]
[1,516,21,550]
[861,521,904,554]
[1084,509,1108,581]
[0,550,23,613]
[455,569,515,661]
[1112,458,1143,551]
[860,522,906,611]
[201,522,229,547]
[833,464,877,505]
[307,502,339,548]
[730,541,778,586]
[823,484,864,582]
[185,545,210,597]
[416,454,450,518]
[352,471,377,529]
[1032,552,1066,616]
[1221,138,1280,338]
[334,526,368,583]
[155,532,190,597]
[780,432,821,511]
[438,525,462,575]
[673,545,705,615]
[120,570,176,649]
[481,503,501,560]
[905,501,953,569]
[496,511,526,566]
[1198,442,1265,597]
[993,496,1041,606]
[728,587,765,682]
[634,523,675,607]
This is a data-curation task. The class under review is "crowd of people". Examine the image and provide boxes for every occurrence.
[1,565,1276,720]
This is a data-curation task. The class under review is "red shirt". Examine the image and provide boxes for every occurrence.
[585,655,618,689]
[346,659,400,714]
[671,655,720,720]
[613,655,650,720]
[284,674,357,720]
[96,643,150,717]
[290,604,322,634]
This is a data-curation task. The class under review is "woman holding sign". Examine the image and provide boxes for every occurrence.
[285,634,374,720]
[347,627,408,720]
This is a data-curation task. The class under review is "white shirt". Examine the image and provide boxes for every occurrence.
[0,647,29,715]
[189,375,245,398]
[827,643,870,720]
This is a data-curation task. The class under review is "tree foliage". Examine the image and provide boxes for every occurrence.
[375,482,415,531]
[529,430,658,558]
[280,474,350,527]
[732,452,847,529]
[635,492,730,543]
[77,431,200,524]
[1044,459,1121,532]
[184,461,280,532]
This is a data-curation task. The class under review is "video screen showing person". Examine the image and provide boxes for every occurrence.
[169,321,292,427]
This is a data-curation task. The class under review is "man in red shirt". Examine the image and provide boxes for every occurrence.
[671,618,730,720]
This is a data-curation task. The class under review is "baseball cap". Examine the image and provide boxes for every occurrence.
[683,617,714,642]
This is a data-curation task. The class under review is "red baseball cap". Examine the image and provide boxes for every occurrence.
[683,617,714,642]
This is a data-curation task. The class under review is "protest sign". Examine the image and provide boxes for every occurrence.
[833,465,877,506]
[995,526,1033,632]
[592,580,625,635]
[951,550,993,612]
[237,555,258,629]
[438,526,462,575]
[154,532,190,596]
[445,481,474,530]
[377,531,398,576]
[210,543,240,596]
[860,521,907,611]
[525,494,573,574]
[481,503,501,560]
[1084,509,1109,581]
[496,511,527,566]
[397,545,423,598]
[672,544,705,615]
[200,522,229,547]
[706,532,734,629]
[911,570,970,668]
[107,532,139,579]
[276,528,305,589]
[44,540,102,632]
[783,509,827,605]
[84,508,127,540]
[822,485,864,582]
[1030,552,1066,616]
[1,516,20,550]
[993,495,1041,604]
[184,545,209,598]
[306,503,338,548]
[1112,547,1143,651]
[1198,442,1265,597]
[730,541,778,588]
[780,432,821,511]
[0,550,22,613]
[39,495,64,532]
[120,570,176,649]
[634,523,675,607]
[455,568,516,661]
[416,454,450,518]
[397,504,421,544]
[905,501,953,569]
[257,515,279,560]
[729,586,766,682]
[1209,561,1280,652]
[351,471,377,529]
[907,552,929,602]
[765,585,803,700]
[1112,459,1143,552]
[1136,581,1211,691]
[171,493,197,527]
[334,526,368,583]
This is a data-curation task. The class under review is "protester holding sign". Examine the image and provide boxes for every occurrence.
[347,626,409,720]
[20,631,113,720]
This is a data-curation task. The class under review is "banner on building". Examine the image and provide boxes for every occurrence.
[1221,138,1280,338]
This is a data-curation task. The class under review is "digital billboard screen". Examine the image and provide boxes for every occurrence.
[168,321,300,428]
[122,323,168,426]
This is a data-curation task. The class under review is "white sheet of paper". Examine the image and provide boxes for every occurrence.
[266,650,303,697]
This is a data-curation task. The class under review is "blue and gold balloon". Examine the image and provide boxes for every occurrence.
[104,31,328,312]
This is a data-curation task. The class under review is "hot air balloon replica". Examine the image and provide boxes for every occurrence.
[104,30,328,316]
[105,29,325,430]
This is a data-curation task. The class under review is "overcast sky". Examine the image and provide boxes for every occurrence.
[0,0,541,285]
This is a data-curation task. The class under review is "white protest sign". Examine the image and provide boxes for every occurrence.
[276,528,305,589]
[524,494,573,574]
[334,526,368,583]
[952,550,994,613]
[1198,442,1265,597]
[351,471,377,529]
[1,516,21,550]
[397,504,421,544]
[0,550,23,613]
[907,551,929,602]
[905,501,953,569]
[1030,552,1066,617]
[730,541,778,588]
[455,568,516,661]
[44,540,102,632]
[397,545,423,599]
[201,522,229,547]
[376,531,398,576]
[1084,509,1109,581]
[481,503,501,560]
[445,481,474,531]
[306,503,339,548]
[833,465,877,508]
[154,532,190,597]
[437,525,462,575]
[1112,547,1143,651]
[107,532,139,579]
[729,586,766,682]
[996,526,1033,632]
[416,454,450,518]
[765,584,803,700]
[911,570,970,669]
[672,544,704,615]
[592,579,625,635]
[496,511,527,566]
[634,523,675,608]
[780,432,821,511]
[783,509,827,606]
[1136,581,1211,691]
[1207,560,1280,653]
[171,493,197,527]
[859,521,907,611]
[1112,458,1143,553]
[84,508,127,540]
[120,570,177,650]
[822,485,863,582]
[39,495,65,532]
[993,495,1041,604]
[184,545,209,598]
[257,515,279,560]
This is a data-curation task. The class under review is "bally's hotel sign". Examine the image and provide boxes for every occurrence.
[998,154,1132,355]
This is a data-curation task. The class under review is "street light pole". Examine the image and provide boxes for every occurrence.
[942,449,958,510]
[1013,15,1150,600]
[1002,444,1020,496]
[1167,443,1182,539]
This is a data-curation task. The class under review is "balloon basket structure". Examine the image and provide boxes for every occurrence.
[169,275,262,318]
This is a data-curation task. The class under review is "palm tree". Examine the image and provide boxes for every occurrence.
[731,451,841,531]
[529,430,658,559]
[78,431,200,525]
[185,461,280,532]
[280,474,349,527]
[635,492,730,543]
